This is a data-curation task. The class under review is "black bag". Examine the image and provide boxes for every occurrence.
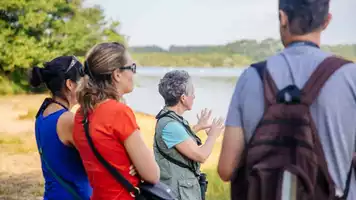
[82,116,177,200]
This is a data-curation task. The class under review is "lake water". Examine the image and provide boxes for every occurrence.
[124,67,247,124]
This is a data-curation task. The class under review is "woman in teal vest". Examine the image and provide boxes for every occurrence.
[154,70,224,200]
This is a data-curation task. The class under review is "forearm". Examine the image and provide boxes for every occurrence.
[196,135,218,163]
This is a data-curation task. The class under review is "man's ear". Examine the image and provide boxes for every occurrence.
[322,13,332,30]
[279,10,288,28]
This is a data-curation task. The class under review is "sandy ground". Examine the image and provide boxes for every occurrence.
[0,95,223,200]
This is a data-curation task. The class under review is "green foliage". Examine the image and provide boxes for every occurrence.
[132,52,253,67]
[0,76,25,95]
[131,39,356,67]
[0,0,124,93]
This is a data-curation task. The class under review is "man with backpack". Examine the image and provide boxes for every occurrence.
[217,0,356,199]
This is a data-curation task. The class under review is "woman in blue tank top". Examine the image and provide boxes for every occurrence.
[30,56,92,200]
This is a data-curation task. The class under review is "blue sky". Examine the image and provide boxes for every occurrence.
[85,0,356,48]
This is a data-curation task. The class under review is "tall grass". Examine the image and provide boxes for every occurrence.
[204,168,230,200]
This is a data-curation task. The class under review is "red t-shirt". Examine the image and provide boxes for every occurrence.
[73,100,140,200]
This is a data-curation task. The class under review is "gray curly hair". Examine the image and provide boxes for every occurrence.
[158,70,193,106]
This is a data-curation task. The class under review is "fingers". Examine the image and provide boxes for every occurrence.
[130,170,137,176]
[212,117,225,128]
[202,108,207,116]
[212,117,217,125]
[217,117,224,126]
[129,165,137,176]
[207,109,212,119]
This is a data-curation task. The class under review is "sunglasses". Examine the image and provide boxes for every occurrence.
[65,56,84,76]
[119,63,136,73]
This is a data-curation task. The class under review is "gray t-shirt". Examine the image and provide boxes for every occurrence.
[226,44,356,199]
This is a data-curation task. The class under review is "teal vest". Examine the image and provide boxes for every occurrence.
[154,109,202,200]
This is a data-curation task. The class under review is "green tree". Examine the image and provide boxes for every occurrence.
[0,0,124,94]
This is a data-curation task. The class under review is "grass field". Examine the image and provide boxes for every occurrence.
[0,95,229,200]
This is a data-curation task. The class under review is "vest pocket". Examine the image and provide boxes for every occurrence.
[177,178,201,200]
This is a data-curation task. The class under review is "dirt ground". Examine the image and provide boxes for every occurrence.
[0,95,223,200]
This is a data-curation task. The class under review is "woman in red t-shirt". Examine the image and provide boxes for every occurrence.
[73,42,160,200]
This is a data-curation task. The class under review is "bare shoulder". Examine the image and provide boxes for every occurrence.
[58,111,75,127]
[57,111,75,146]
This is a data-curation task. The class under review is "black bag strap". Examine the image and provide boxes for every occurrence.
[155,110,202,146]
[35,99,82,200]
[82,116,140,197]
[155,112,200,177]
[154,133,200,177]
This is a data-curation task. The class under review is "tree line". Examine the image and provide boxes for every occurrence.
[1,0,355,94]
[130,39,356,67]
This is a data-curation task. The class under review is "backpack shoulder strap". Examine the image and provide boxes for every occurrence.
[251,61,266,80]
[300,56,354,199]
[301,56,352,105]
[251,61,279,106]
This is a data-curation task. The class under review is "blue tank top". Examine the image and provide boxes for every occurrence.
[35,105,92,200]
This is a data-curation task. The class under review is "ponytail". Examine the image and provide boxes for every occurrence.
[30,66,44,87]
[76,74,120,115]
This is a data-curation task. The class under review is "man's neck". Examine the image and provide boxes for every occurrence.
[284,32,321,48]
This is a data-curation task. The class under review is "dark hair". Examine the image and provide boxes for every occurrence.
[279,0,330,35]
[76,42,127,115]
[30,56,84,99]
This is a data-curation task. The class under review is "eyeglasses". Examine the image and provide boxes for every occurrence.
[119,63,136,73]
[99,63,137,75]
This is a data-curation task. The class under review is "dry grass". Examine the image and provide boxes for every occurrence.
[0,95,229,200]
[0,133,43,200]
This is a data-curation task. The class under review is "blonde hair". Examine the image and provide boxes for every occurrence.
[76,42,127,115]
